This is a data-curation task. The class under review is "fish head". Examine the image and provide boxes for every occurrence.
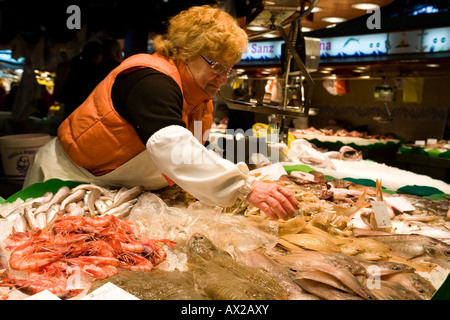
[187,233,218,259]
[391,220,421,234]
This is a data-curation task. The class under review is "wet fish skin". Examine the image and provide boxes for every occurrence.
[193,263,277,300]
[370,280,422,300]
[34,186,71,215]
[110,186,143,210]
[295,279,364,300]
[295,270,354,294]
[383,272,436,300]
[187,233,288,300]
[72,183,114,198]
[245,250,320,300]
[85,188,101,216]
[329,253,415,276]
[274,251,376,300]
[89,270,208,300]
[13,213,27,233]
[60,189,86,211]
[101,199,137,218]
[366,234,450,262]
[24,207,39,231]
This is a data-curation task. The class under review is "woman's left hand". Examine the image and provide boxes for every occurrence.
[246,179,298,220]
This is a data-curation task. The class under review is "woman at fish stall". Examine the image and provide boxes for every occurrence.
[24,5,298,221]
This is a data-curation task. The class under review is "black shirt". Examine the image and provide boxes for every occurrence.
[111,68,185,144]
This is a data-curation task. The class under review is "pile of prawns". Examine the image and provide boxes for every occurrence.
[0,214,175,299]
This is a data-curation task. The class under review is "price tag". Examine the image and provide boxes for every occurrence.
[415,140,425,146]
[384,196,415,212]
[370,201,392,229]
[427,138,437,145]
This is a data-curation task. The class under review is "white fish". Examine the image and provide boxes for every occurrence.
[24,206,39,231]
[72,183,114,198]
[68,207,85,216]
[391,220,421,234]
[85,188,101,216]
[13,213,27,233]
[94,199,109,215]
[0,198,25,218]
[35,212,47,230]
[46,204,60,224]
[0,192,52,219]
[101,199,137,218]
[60,189,86,211]
[27,192,54,207]
[110,186,143,210]
[34,186,71,215]
[349,208,373,229]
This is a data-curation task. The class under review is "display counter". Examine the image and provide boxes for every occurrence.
[396,153,450,183]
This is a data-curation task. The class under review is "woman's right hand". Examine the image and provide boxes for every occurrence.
[246,179,298,220]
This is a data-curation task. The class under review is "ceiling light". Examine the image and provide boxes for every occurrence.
[426,63,440,67]
[351,3,380,10]
[262,32,279,38]
[247,25,268,32]
[301,27,312,32]
[322,17,347,23]
[304,6,323,13]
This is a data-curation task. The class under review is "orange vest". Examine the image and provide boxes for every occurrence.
[58,53,213,176]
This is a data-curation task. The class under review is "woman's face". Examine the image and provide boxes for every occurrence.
[186,55,231,98]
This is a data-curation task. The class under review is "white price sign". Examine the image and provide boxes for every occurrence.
[370,201,392,229]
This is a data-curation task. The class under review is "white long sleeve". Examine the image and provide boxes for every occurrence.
[146,125,254,207]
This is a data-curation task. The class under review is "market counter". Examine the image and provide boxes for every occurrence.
[396,152,450,183]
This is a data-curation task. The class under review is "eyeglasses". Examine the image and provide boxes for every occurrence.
[201,55,237,78]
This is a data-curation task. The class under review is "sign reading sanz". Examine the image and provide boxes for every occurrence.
[241,40,283,61]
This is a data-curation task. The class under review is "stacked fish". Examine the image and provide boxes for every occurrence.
[0,177,449,300]
[223,172,450,299]
[269,216,442,300]
[0,184,144,233]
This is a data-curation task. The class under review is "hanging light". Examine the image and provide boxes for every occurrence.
[322,17,347,23]
[351,3,380,10]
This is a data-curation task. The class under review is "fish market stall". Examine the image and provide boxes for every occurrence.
[0,167,449,301]
[396,141,450,183]
[289,127,402,166]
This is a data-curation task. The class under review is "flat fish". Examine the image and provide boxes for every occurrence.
[295,279,363,300]
[366,234,450,263]
[274,251,376,300]
[370,280,422,300]
[89,269,207,300]
[187,233,288,300]
[383,272,436,300]
[245,250,320,300]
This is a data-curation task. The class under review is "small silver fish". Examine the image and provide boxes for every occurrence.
[24,206,39,231]
[101,199,137,218]
[60,189,86,211]
[109,186,143,210]
[34,186,71,215]
[85,188,101,217]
